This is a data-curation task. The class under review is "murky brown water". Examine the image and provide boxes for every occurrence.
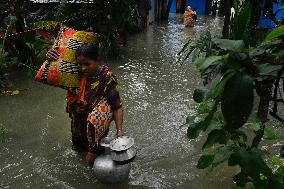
[0,15,240,189]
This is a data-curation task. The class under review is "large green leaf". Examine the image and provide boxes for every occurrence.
[228,149,273,187]
[195,55,223,70]
[230,130,248,143]
[197,154,215,169]
[177,39,191,56]
[193,87,209,103]
[249,47,266,58]
[187,121,204,139]
[213,39,245,52]
[202,129,230,149]
[221,73,254,130]
[207,117,222,132]
[256,64,282,77]
[264,128,284,140]
[212,145,236,168]
[185,115,195,125]
[33,38,46,51]
[246,123,261,132]
[209,70,236,99]
[228,149,272,177]
[232,1,252,40]
[187,119,212,139]
[265,25,284,42]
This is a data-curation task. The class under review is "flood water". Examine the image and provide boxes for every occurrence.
[0,15,238,189]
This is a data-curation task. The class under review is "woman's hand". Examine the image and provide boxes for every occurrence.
[46,48,60,61]
[86,152,95,167]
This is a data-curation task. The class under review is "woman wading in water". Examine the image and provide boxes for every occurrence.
[47,44,124,166]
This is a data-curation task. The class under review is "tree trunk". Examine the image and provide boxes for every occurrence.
[161,0,167,21]
[157,0,171,22]
[249,0,261,38]
[14,0,32,66]
[256,80,274,123]
[222,0,232,38]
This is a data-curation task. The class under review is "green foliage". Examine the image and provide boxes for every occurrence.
[187,120,207,139]
[177,33,212,64]
[232,1,252,41]
[0,126,8,134]
[39,0,140,57]
[197,154,215,169]
[0,44,20,88]
[208,69,235,99]
[272,156,284,187]
[195,55,224,70]
[202,129,229,149]
[0,15,47,87]
[179,2,284,188]
[197,102,210,114]
[213,38,245,52]
[193,87,208,103]
[265,25,284,42]
[3,16,17,27]
[221,73,254,130]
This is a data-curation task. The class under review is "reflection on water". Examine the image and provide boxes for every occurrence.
[0,15,237,189]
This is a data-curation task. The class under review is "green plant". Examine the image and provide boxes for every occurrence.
[178,2,284,188]
[0,14,53,88]
[182,37,284,188]
[33,0,139,57]
[0,126,8,134]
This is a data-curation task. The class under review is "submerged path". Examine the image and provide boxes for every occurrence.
[0,15,234,189]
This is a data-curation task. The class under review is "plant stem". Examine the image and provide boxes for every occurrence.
[251,124,265,148]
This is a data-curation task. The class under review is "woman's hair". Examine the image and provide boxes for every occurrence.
[75,44,99,61]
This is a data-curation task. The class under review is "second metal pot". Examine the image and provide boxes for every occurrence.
[110,146,137,163]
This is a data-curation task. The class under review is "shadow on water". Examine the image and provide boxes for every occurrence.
[0,15,236,189]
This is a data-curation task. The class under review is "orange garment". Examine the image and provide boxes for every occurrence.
[184,9,195,27]
[66,75,87,106]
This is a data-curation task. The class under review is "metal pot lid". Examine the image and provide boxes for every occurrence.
[110,136,134,151]
[111,146,137,162]
[100,136,114,148]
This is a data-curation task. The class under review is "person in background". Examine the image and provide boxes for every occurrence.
[46,45,124,166]
[184,6,197,27]
[212,0,218,16]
